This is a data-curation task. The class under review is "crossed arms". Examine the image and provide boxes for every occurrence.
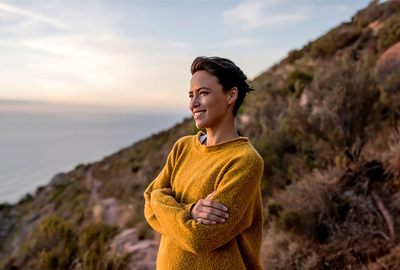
[143,149,263,255]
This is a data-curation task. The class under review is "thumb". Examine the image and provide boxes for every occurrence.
[205,190,216,200]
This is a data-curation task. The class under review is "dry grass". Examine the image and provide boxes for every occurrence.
[261,227,318,270]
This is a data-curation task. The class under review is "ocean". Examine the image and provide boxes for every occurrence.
[0,111,188,204]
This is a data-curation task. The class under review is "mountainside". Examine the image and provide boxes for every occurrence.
[2,0,400,269]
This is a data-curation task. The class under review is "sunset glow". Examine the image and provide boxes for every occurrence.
[0,0,375,113]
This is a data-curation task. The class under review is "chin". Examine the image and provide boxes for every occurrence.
[195,120,207,130]
[195,123,205,130]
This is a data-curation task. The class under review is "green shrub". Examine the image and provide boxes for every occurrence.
[21,217,79,270]
[39,249,67,270]
[278,210,301,232]
[39,216,73,239]
[51,183,68,200]
[383,0,400,17]
[308,54,380,146]
[17,193,34,205]
[78,222,119,270]
[0,203,12,216]
[286,69,313,94]
[79,222,118,250]
[266,202,283,218]
[378,14,400,53]
[311,24,359,58]
[131,163,141,173]
[286,49,303,64]
[35,185,46,196]
[380,73,400,123]
[355,0,383,31]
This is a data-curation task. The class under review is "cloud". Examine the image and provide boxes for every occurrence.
[0,2,69,30]
[220,38,260,47]
[336,4,348,11]
[223,0,307,31]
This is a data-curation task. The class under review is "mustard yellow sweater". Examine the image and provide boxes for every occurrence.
[144,131,264,269]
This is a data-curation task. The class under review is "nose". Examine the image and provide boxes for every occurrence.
[190,95,200,109]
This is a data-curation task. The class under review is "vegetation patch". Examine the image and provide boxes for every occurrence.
[285,69,313,95]
[378,13,400,53]
[310,23,359,58]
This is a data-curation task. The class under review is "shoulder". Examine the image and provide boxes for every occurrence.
[219,141,264,179]
[232,141,264,168]
[219,142,264,184]
[174,134,196,148]
[247,141,264,166]
[170,134,197,154]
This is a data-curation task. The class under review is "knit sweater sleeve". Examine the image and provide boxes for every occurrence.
[143,139,195,234]
[150,153,263,255]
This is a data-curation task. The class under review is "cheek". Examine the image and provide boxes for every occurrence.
[206,94,225,107]
[207,97,227,114]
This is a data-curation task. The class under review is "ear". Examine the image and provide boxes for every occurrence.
[228,87,238,105]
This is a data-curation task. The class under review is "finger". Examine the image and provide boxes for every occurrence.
[200,207,229,219]
[205,190,216,200]
[163,188,172,194]
[198,212,226,223]
[201,199,228,211]
[196,218,217,226]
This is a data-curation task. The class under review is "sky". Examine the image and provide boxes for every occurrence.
[0,0,378,113]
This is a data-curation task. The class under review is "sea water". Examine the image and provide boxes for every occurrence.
[0,111,188,204]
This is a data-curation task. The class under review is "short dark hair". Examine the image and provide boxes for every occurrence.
[190,56,254,116]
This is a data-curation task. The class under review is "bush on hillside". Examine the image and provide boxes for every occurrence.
[354,0,383,31]
[310,24,359,58]
[78,222,120,270]
[8,216,127,270]
[17,193,34,205]
[25,216,78,270]
[378,14,400,53]
[285,69,313,95]
[277,210,301,232]
[0,203,12,218]
[286,49,303,64]
[380,74,400,125]
[383,0,400,18]
[242,53,382,193]
[308,54,380,146]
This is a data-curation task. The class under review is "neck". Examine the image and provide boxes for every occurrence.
[205,115,239,146]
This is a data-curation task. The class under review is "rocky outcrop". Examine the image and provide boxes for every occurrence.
[376,41,400,84]
[112,228,158,270]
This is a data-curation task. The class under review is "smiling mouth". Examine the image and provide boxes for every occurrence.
[193,111,205,119]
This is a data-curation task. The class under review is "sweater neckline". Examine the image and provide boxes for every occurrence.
[194,131,249,153]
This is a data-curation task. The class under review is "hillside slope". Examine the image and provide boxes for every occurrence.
[1,0,400,269]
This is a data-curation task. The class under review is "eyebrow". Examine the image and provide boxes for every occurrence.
[188,87,212,94]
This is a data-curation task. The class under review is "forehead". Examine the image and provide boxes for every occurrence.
[190,70,220,89]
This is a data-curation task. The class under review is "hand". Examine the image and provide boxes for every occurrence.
[191,191,229,225]
[163,188,172,195]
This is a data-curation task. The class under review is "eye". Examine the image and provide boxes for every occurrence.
[200,91,207,95]
[189,94,194,99]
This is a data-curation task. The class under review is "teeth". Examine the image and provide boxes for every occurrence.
[194,111,204,117]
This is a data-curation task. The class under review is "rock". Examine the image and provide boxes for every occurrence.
[299,88,312,109]
[49,173,67,185]
[92,203,103,224]
[111,228,159,270]
[129,240,158,270]
[368,19,383,36]
[126,239,153,253]
[111,228,138,253]
[376,41,400,84]
[100,197,119,225]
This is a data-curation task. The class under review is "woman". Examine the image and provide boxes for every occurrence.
[144,56,264,269]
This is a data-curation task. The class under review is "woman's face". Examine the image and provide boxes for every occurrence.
[189,70,230,129]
